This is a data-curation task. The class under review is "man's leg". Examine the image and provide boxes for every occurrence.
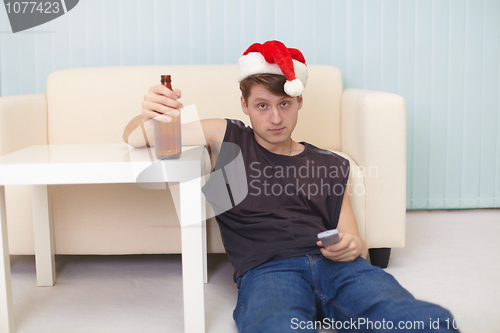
[312,255,459,332]
[233,256,318,333]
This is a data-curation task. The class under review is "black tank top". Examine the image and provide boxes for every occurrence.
[202,119,350,282]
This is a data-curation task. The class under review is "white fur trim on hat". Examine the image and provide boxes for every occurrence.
[237,53,282,81]
[238,52,308,94]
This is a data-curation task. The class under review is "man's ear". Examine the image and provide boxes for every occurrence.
[298,95,303,110]
[241,96,249,115]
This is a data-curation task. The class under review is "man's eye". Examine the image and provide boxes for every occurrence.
[258,104,266,109]
[281,102,289,107]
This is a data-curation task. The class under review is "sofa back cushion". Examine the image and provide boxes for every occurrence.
[46,65,342,150]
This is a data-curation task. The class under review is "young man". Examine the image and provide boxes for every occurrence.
[123,41,458,332]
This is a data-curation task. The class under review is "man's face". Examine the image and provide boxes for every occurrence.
[241,84,303,149]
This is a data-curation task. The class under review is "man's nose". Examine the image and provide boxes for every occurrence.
[270,107,282,124]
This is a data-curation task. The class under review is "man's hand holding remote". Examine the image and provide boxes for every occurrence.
[317,232,366,263]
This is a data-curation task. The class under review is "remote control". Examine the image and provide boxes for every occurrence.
[317,229,340,248]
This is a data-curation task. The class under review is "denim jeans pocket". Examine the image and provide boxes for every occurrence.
[233,275,246,320]
[237,276,243,290]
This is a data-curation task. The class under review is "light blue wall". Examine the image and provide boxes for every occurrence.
[1,0,499,210]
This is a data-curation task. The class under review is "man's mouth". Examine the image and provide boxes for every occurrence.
[269,127,285,133]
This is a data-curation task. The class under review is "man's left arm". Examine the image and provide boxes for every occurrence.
[317,184,368,261]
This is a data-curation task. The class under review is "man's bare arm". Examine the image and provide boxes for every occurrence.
[123,115,226,149]
[317,185,368,261]
[123,83,226,149]
[123,115,151,147]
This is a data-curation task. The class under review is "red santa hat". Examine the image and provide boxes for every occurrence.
[237,40,308,97]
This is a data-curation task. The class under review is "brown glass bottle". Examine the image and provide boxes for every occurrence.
[154,75,182,159]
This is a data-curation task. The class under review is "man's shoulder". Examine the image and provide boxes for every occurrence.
[227,119,250,130]
[224,119,254,140]
[304,142,350,166]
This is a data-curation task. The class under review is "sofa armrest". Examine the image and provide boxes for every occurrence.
[341,89,406,249]
[0,93,48,156]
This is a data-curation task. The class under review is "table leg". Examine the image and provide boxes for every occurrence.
[0,186,15,333]
[180,179,206,333]
[32,185,56,287]
[201,174,208,285]
[202,219,207,285]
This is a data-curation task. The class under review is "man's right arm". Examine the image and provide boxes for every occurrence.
[122,84,227,152]
[122,114,152,148]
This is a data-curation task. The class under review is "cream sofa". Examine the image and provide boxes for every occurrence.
[0,65,406,266]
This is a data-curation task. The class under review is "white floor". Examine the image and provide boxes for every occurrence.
[8,209,500,333]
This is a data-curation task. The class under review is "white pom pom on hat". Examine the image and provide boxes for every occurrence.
[284,79,305,97]
[237,40,308,97]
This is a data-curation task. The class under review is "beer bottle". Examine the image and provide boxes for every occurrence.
[154,75,181,159]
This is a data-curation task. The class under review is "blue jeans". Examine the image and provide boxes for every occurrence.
[233,255,459,333]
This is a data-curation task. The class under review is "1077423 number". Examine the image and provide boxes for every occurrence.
[5,1,60,14]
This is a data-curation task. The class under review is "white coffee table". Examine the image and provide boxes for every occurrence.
[0,143,209,333]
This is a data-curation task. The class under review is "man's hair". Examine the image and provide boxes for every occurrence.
[239,73,289,105]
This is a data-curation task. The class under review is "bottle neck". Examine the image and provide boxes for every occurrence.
[161,75,172,89]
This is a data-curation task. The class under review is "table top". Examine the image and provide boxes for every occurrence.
[0,143,208,185]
